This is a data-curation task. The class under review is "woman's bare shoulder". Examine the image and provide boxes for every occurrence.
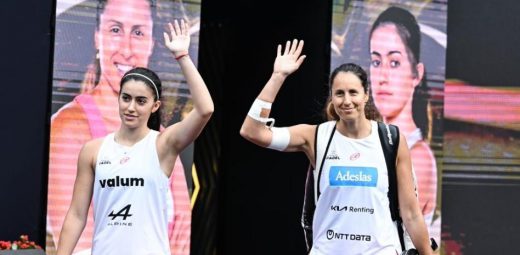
[410,140,436,170]
[52,100,87,122]
[289,123,319,144]
[80,137,105,165]
[410,140,435,157]
[51,100,90,133]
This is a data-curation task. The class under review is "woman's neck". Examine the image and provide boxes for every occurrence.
[115,126,151,146]
[385,100,418,137]
[337,118,372,139]
[91,80,121,130]
[92,79,119,101]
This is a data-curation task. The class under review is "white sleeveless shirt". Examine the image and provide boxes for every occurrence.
[310,121,401,255]
[92,130,171,255]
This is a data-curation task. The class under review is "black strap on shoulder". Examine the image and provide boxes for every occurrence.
[313,123,320,164]
[316,122,337,199]
[377,122,403,250]
[302,163,314,251]
[301,122,335,252]
[301,123,322,251]
[377,122,400,220]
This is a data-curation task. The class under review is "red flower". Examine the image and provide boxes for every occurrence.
[0,235,42,250]
[0,240,12,250]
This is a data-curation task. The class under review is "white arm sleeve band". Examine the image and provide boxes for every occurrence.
[268,127,290,151]
[247,98,276,127]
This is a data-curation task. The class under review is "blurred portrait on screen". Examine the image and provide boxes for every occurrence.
[48,0,201,254]
[331,0,447,244]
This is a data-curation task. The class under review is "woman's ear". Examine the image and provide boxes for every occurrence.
[152,100,161,113]
[413,62,425,87]
[327,100,338,120]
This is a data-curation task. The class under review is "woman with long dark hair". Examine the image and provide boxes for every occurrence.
[368,6,438,237]
[240,39,433,254]
[56,19,213,254]
[49,1,193,253]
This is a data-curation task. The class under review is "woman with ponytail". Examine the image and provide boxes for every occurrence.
[240,39,432,255]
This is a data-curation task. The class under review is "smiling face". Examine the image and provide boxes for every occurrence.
[118,79,160,129]
[330,72,369,122]
[369,24,420,119]
[95,0,154,93]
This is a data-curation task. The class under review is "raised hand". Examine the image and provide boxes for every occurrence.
[164,19,190,58]
[273,39,306,77]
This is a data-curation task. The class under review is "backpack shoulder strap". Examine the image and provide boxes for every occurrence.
[313,123,320,167]
[377,121,400,220]
[316,122,336,200]
[301,123,322,251]
[302,122,323,215]
[377,121,404,250]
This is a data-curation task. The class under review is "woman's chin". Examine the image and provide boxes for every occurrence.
[121,119,141,129]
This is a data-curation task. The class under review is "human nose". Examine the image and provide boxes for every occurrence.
[342,95,352,106]
[120,34,132,59]
[377,62,389,85]
[127,99,136,112]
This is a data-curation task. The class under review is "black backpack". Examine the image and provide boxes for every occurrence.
[301,121,406,251]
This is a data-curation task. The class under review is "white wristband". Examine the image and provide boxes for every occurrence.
[248,98,276,127]
[268,127,290,151]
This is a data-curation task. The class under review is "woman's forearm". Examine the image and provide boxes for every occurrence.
[402,212,433,255]
[177,56,214,118]
[56,212,88,255]
[257,72,288,103]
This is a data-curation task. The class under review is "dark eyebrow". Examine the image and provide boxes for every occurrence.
[132,24,147,30]
[388,50,402,56]
[106,19,123,26]
[105,20,150,35]
[370,50,402,57]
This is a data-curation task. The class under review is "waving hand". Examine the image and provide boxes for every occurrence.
[273,39,306,77]
[164,19,190,57]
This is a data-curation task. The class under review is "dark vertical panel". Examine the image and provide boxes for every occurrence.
[197,0,331,254]
[445,0,520,87]
[0,0,54,248]
[191,0,229,254]
[443,0,520,254]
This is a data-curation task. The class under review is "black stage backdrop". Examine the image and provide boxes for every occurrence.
[441,1,520,254]
[0,0,54,247]
[196,0,331,254]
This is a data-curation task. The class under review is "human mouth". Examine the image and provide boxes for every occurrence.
[376,91,392,96]
[116,64,134,76]
[341,108,355,114]
[124,114,138,121]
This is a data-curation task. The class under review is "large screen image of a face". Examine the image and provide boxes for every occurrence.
[47,0,200,254]
[330,0,447,246]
